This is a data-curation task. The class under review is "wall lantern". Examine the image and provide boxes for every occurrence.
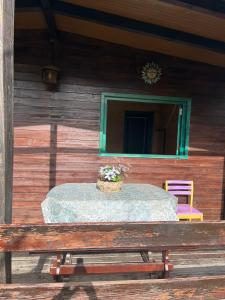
[42,38,60,87]
[42,65,60,86]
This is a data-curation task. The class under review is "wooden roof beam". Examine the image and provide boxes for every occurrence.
[52,1,225,54]
[16,1,225,54]
[15,0,225,66]
[175,0,225,14]
[39,0,59,40]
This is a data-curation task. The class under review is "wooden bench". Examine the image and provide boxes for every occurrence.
[1,276,225,299]
[0,221,225,299]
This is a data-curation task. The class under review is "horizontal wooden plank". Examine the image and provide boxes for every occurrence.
[1,222,225,252]
[50,262,173,275]
[1,275,225,299]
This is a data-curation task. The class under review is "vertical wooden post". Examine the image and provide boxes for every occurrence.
[0,0,15,283]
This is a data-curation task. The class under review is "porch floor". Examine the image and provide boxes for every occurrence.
[12,250,225,283]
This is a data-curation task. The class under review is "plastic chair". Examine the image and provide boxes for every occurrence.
[165,180,203,221]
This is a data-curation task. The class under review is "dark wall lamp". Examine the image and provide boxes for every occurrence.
[42,65,60,86]
[42,38,60,88]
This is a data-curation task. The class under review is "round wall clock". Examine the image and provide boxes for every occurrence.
[141,62,162,85]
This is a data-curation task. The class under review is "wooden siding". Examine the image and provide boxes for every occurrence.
[13,31,225,223]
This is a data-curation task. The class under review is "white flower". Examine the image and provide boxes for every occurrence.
[99,164,128,182]
[104,174,113,181]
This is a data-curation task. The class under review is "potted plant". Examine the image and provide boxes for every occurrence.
[97,165,127,192]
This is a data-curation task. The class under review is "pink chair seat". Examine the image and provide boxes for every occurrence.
[176,204,203,216]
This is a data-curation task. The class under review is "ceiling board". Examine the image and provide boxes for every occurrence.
[55,15,225,67]
[62,0,225,42]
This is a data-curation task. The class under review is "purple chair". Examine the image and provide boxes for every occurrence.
[165,180,203,221]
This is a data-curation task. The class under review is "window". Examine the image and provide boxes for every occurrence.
[100,93,191,159]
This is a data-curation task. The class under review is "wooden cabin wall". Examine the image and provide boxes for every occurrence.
[13,31,225,223]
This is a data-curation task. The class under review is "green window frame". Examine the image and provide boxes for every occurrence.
[99,93,191,159]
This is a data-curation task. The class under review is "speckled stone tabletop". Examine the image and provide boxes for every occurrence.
[41,183,178,223]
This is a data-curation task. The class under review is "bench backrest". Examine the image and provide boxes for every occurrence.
[1,222,225,253]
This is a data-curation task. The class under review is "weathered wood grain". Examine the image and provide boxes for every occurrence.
[1,222,225,253]
[1,276,225,299]
[0,0,15,283]
[13,31,225,223]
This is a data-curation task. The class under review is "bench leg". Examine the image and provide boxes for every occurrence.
[162,250,170,278]
[63,253,73,281]
[52,253,67,282]
[140,250,150,263]
[140,251,153,278]
[65,253,72,265]
[50,252,173,280]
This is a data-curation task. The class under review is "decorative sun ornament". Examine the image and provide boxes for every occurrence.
[141,62,162,85]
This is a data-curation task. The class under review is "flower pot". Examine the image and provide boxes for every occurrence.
[96,180,123,192]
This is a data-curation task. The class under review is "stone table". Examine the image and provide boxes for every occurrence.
[41,183,178,223]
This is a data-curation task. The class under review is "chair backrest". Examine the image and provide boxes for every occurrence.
[165,180,194,207]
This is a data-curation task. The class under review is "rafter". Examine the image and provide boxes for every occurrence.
[39,0,58,39]
[176,0,225,14]
[54,1,225,53]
